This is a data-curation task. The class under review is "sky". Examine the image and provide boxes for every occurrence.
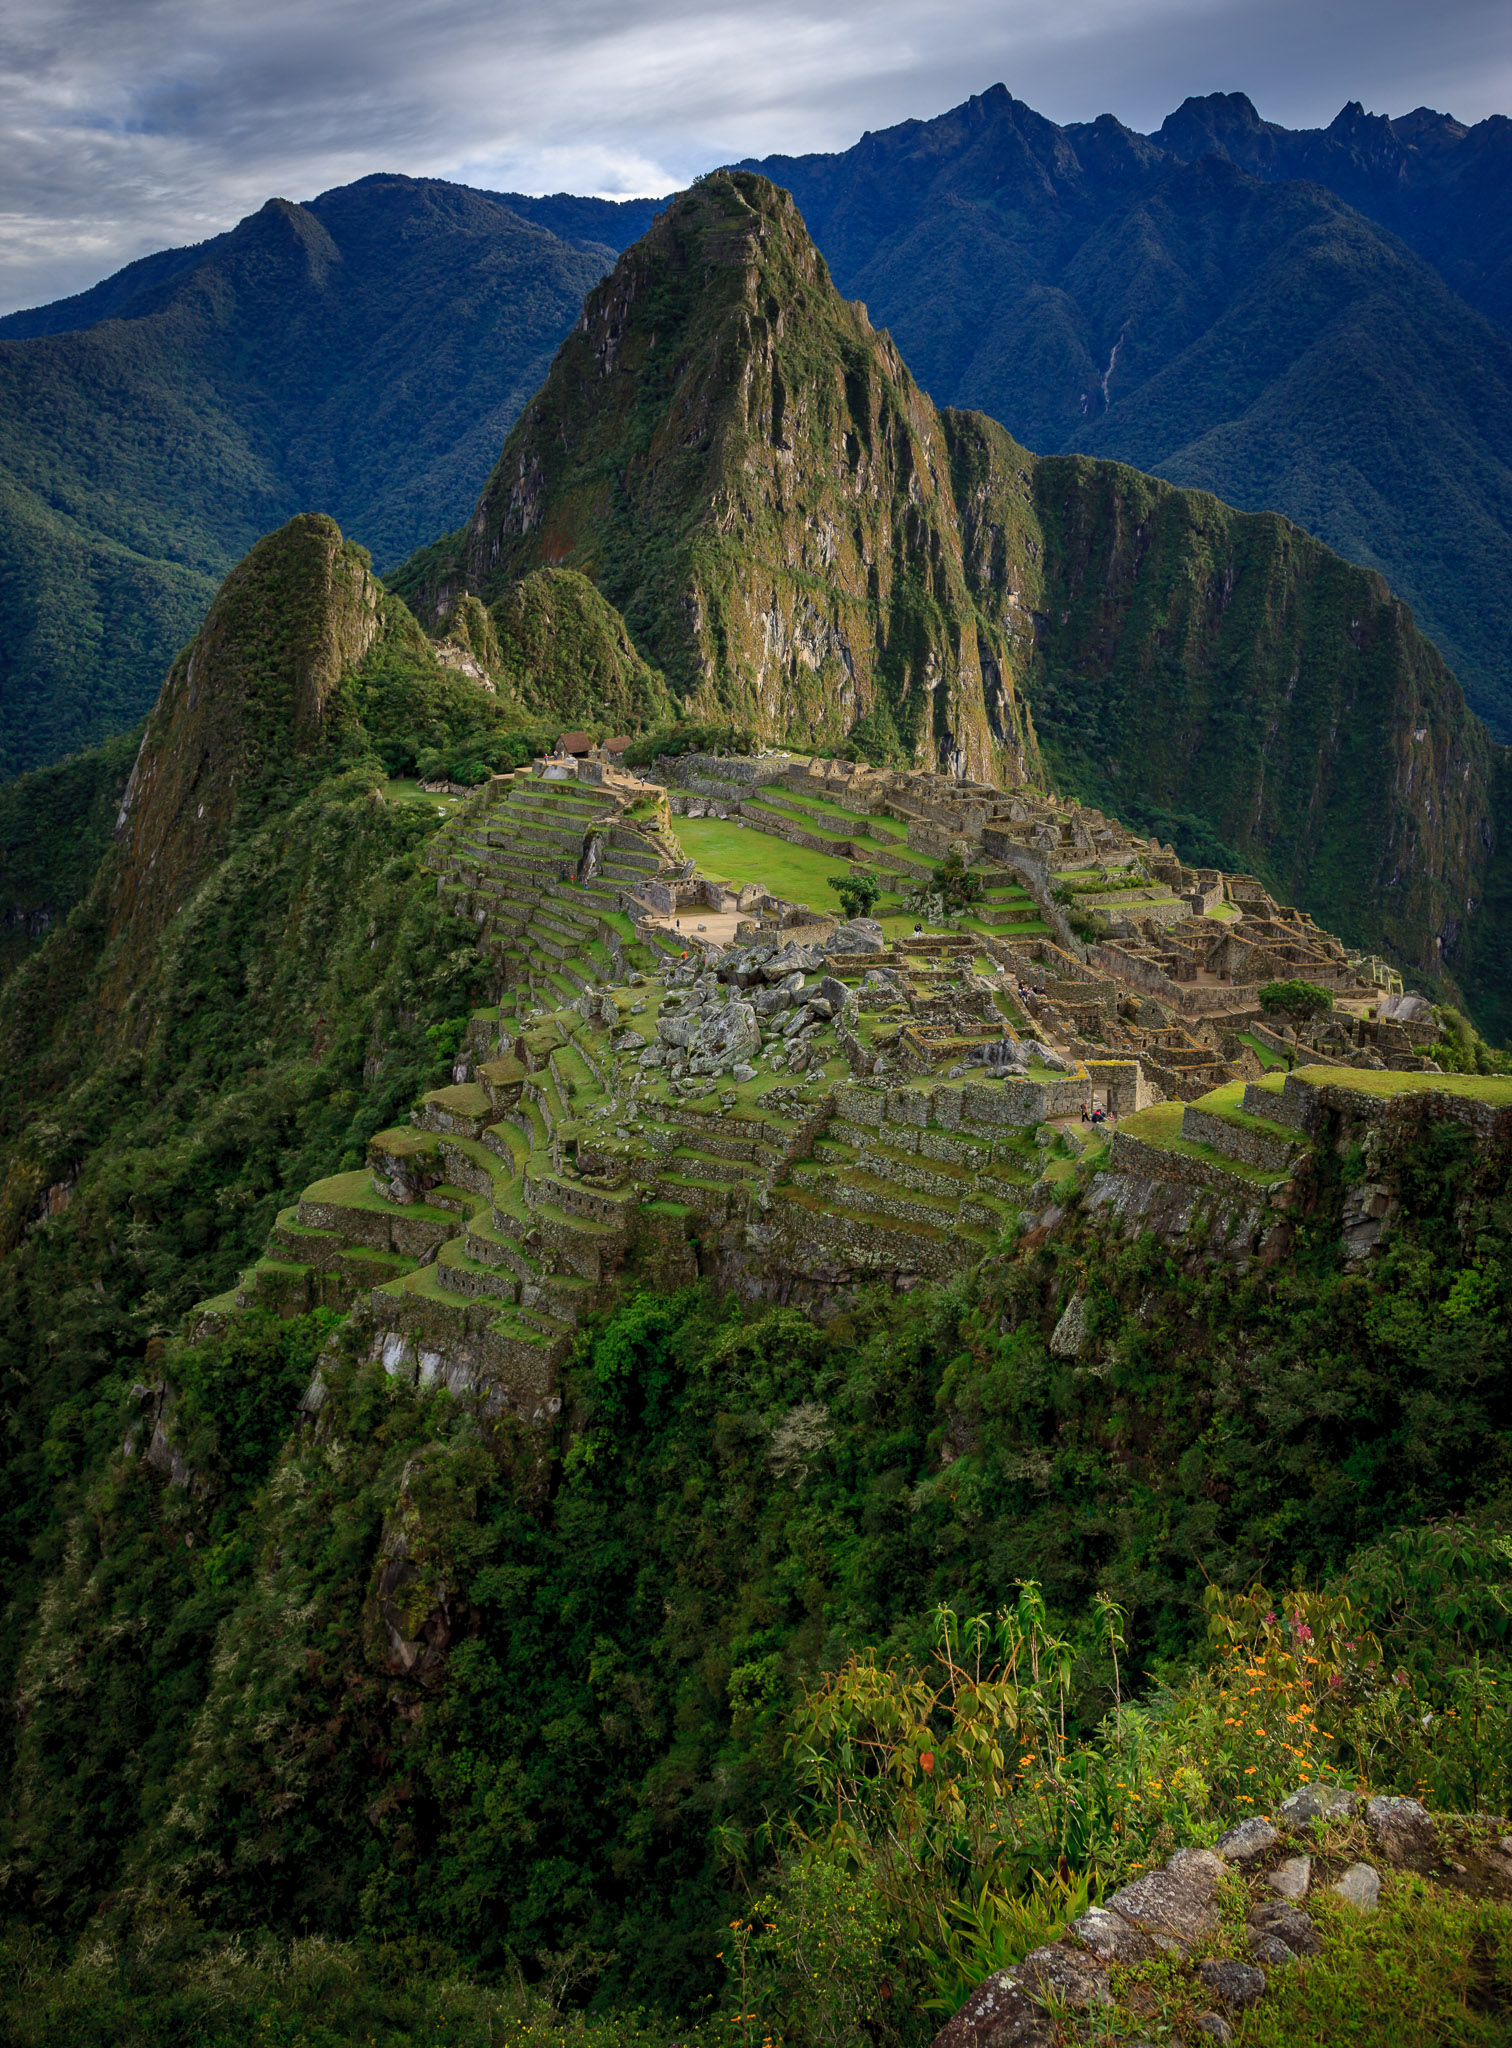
[1,0,1508,314]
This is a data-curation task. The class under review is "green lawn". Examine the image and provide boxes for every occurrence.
[382,777,466,814]
[674,816,904,912]
[1239,1030,1289,1069]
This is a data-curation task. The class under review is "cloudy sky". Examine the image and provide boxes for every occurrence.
[1,0,1508,313]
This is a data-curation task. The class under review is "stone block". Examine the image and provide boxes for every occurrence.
[1365,1793,1434,1864]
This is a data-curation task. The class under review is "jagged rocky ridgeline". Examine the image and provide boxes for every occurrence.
[191,745,1512,1450]
[930,1786,1512,2046]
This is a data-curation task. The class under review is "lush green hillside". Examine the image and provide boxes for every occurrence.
[0,723,139,985]
[0,178,611,778]
[742,87,1512,740]
[0,498,1509,2042]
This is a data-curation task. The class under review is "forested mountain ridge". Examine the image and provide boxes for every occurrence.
[395,172,1512,1031]
[740,85,1512,741]
[0,177,613,778]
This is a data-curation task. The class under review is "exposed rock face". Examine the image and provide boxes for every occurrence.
[399,172,1044,784]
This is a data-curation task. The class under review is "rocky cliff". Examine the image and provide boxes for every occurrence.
[395,172,1044,785]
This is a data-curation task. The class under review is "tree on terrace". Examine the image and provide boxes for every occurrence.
[1259,979,1334,1068]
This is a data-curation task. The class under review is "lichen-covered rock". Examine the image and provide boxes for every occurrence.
[1015,1942,1111,2009]
[1248,1930,1296,1965]
[1365,1794,1434,1865]
[1196,1959,1266,2011]
[1104,1851,1222,1951]
[926,1971,1053,2048]
[1067,1906,1158,1963]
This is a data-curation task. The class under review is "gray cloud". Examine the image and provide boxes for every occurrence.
[0,0,1507,312]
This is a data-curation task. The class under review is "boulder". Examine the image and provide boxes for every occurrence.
[1364,1795,1434,1866]
[1049,1291,1092,1359]
[818,975,850,1010]
[689,1002,760,1068]
[1196,1959,1266,2011]
[1247,1931,1296,1965]
[828,917,886,955]
[805,996,834,1021]
[1193,2015,1233,2042]
[926,1973,1053,2048]
[1214,1817,1280,1864]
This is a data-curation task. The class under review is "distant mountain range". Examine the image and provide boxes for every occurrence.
[1,88,1511,780]
[0,178,613,776]
[738,88,1512,743]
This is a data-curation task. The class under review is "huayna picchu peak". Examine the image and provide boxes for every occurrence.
[2,92,1512,2048]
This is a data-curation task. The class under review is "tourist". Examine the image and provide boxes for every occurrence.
[1081,1103,1090,1123]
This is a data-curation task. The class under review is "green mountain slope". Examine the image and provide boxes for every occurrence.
[0,510,1507,2034]
[742,88,1512,740]
[0,178,611,777]
[395,172,1510,1026]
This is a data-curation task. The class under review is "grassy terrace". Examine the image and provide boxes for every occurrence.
[1190,1078,1301,1142]
[1116,1101,1293,1186]
[1290,1065,1512,1105]
[673,815,905,911]
[750,787,912,838]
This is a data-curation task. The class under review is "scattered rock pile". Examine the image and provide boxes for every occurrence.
[930,1787,1509,2046]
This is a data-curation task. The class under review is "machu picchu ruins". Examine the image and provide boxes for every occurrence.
[200,744,1470,1419]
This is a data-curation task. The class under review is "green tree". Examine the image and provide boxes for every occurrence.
[829,871,881,921]
[1259,978,1334,1066]
[932,849,982,915]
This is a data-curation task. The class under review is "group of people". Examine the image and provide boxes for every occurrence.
[1017,981,1048,1000]
[1080,1103,1114,1126]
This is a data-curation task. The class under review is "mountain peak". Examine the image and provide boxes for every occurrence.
[107,514,382,956]
[397,170,1042,780]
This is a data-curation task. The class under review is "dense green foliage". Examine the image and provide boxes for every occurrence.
[0,1064,1507,2033]
[620,721,759,768]
[0,722,139,984]
[0,178,610,776]
[747,85,1512,739]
